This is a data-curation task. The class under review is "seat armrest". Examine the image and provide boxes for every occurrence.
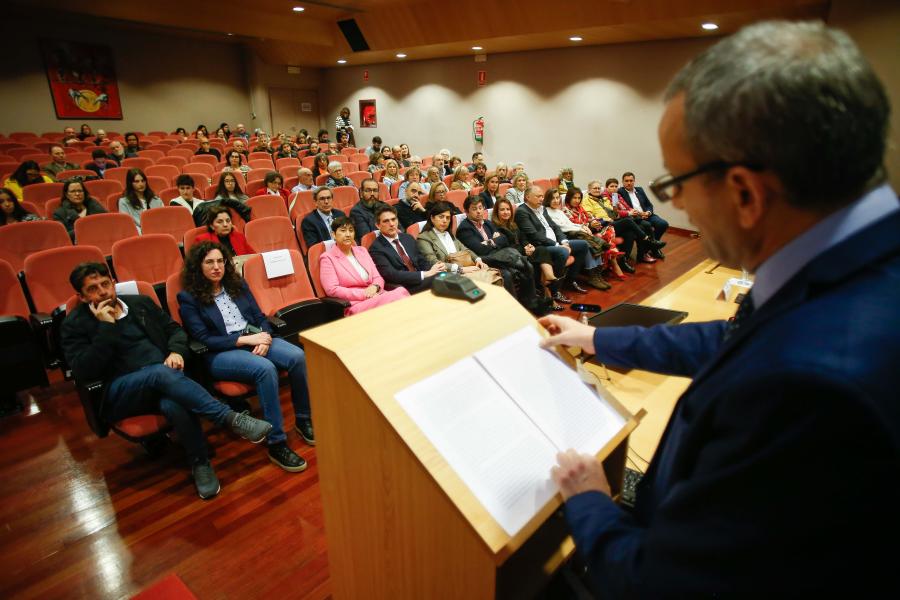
[322,297,351,309]
[30,312,54,330]
[267,315,287,330]
[75,378,110,438]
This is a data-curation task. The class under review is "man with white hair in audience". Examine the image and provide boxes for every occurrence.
[291,168,317,194]
[324,162,353,188]
[233,124,250,140]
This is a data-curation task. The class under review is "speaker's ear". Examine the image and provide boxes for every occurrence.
[338,19,370,52]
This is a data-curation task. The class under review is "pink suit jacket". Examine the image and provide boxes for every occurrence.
[318,243,385,302]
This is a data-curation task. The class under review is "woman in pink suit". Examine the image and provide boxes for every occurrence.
[319,216,410,315]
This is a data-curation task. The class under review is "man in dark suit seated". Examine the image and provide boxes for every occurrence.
[457,196,541,312]
[369,205,445,294]
[515,184,590,296]
[60,263,273,500]
[620,171,668,258]
[540,21,900,597]
[349,178,388,242]
[301,187,346,248]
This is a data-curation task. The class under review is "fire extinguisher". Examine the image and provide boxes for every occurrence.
[473,116,484,143]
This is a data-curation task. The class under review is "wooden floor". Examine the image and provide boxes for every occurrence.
[0,230,704,600]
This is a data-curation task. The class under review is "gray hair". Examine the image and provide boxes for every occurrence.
[327,161,342,173]
[297,167,312,177]
[666,20,889,210]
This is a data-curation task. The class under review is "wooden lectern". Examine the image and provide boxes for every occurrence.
[301,285,640,599]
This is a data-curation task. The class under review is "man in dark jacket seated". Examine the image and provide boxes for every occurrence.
[369,205,445,294]
[300,187,346,248]
[60,263,272,500]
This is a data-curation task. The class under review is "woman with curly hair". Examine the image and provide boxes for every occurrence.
[52,179,106,237]
[177,241,314,472]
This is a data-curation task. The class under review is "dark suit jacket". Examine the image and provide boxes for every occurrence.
[477,190,498,210]
[514,203,566,247]
[369,232,434,291]
[349,200,388,242]
[395,199,428,231]
[300,208,346,248]
[565,208,900,596]
[177,283,271,354]
[619,185,655,214]
[456,218,509,257]
[61,295,189,385]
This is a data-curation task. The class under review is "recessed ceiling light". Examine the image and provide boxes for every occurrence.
[337,59,347,64]
[396,53,407,58]
[292,6,305,12]
[569,36,583,42]
[701,22,718,30]
[472,46,483,51]
[226,33,233,36]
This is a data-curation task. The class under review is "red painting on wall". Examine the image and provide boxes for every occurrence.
[40,39,123,120]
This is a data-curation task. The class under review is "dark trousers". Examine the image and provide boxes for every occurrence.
[108,364,231,465]
[647,213,669,240]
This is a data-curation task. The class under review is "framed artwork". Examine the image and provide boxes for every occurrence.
[40,39,123,119]
[359,99,377,128]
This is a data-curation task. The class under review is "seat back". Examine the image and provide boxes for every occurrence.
[331,186,358,212]
[145,164,180,187]
[360,231,379,249]
[55,169,95,180]
[140,206,196,242]
[289,190,315,222]
[165,272,184,324]
[23,245,106,313]
[242,250,315,316]
[190,153,218,167]
[0,220,71,272]
[447,190,467,212]
[0,259,30,318]
[349,153,369,165]
[182,226,208,257]
[73,213,139,255]
[21,182,64,209]
[405,221,426,238]
[111,234,183,285]
[103,166,132,188]
[121,157,154,170]
[275,157,300,170]
[305,241,334,297]
[347,171,369,188]
[244,216,300,254]
[157,155,188,169]
[137,149,165,162]
[83,178,124,201]
[247,194,289,219]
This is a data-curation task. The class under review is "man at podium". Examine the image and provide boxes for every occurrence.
[541,21,900,597]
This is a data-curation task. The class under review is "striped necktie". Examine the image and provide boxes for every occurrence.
[722,292,755,343]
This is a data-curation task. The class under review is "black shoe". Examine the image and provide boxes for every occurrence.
[649,239,666,249]
[268,442,308,472]
[568,281,589,294]
[618,258,636,274]
[651,249,665,259]
[295,418,316,446]
[552,291,572,304]
[192,461,221,499]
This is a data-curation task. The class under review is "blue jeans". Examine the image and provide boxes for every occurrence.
[647,213,669,241]
[206,337,310,445]
[107,363,232,464]
[546,240,590,284]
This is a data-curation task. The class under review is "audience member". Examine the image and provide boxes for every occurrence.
[311,153,330,181]
[564,187,627,280]
[118,169,162,232]
[53,179,106,240]
[369,205,444,293]
[478,171,501,209]
[603,178,665,264]
[61,261,273,499]
[395,181,429,230]
[505,172,529,206]
[262,171,290,207]
[222,150,250,177]
[41,146,79,180]
[291,168,316,194]
[544,188,610,290]
[123,132,141,158]
[107,141,126,166]
[77,124,93,141]
[495,162,511,184]
[0,187,41,225]
[515,184,590,296]
[365,136,383,157]
[449,166,473,192]
[585,180,660,273]
[195,206,254,256]
[233,123,250,140]
[416,201,489,276]
[557,167,575,195]
[381,160,403,188]
[325,162,353,188]
[231,139,250,160]
[334,107,355,147]
[93,129,109,145]
[319,216,410,315]
[457,196,543,312]
[349,178,387,242]
[367,153,385,174]
[620,171,668,253]
[432,154,450,177]
[84,149,110,179]
[195,138,221,161]
[4,161,54,199]
[61,126,78,146]
[301,187,346,248]
[169,174,208,221]
[177,242,313,472]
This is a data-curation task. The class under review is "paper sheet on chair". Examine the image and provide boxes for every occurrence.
[395,326,625,536]
[262,249,294,278]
